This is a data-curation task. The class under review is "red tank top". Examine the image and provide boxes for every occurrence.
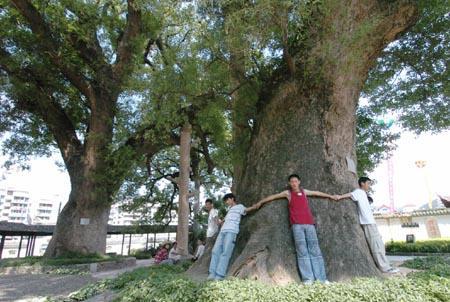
[288,189,315,225]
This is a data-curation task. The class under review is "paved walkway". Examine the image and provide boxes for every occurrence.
[0,259,155,302]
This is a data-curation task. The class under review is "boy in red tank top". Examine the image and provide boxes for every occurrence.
[256,174,338,283]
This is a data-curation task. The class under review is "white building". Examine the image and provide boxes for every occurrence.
[0,188,31,224]
[375,208,450,242]
[30,195,62,225]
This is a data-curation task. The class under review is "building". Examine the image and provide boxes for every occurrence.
[30,195,62,225]
[375,208,450,242]
[0,188,31,224]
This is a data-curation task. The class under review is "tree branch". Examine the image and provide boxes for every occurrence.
[113,0,143,82]
[10,0,95,100]
[0,47,83,175]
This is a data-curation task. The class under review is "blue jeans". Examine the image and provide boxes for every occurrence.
[292,224,327,282]
[209,231,237,279]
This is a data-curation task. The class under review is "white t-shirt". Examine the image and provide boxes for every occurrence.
[351,188,376,225]
[195,244,205,259]
[168,247,181,261]
[221,204,246,234]
[206,208,219,238]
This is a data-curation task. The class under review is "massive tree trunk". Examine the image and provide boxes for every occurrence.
[45,98,116,257]
[189,0,417,283]
[44,178,111,256]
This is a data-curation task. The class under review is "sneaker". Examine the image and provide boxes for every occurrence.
[323,280,331,285]
[386,268,399,274]
[207,274,216,280]
[303,280,314,285]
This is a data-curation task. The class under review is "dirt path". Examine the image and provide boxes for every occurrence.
[0,259,155,302]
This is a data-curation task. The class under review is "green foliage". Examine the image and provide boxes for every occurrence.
[356,106,399,175]
[386,239,450,254]
[61,256,450,302]
[131,249,155,259]
[363,0,450,134]
[402,256,450,270]
[402,256,450,280]
[69,264,188,301]
[0,253,122,267]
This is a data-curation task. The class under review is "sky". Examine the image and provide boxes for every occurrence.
[369,130,450,209]
[1,130,449,210]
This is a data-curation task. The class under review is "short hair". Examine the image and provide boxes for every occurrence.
[205,199,213,204]
[358,177,372,187]
[222,193,236,202]
[288,174,301,181]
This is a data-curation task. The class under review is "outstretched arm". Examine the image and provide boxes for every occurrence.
[305,189,339,200]
[245,203,260,213]
[256,191,289,208]
[336,192,352,201]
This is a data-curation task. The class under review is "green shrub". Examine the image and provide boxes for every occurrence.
[402,256,450,270]
[69,264,187,301]
[385,239,450,253]
[402,256,450,280]
[66,257,450,302]
[131,249,155,259]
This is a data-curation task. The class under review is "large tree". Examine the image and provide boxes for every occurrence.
[0,0,179,256]
[189,0,420,282]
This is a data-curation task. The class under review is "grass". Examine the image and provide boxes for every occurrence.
[0,252,124,268]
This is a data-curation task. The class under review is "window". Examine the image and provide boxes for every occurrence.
[7,191,12,195]
[8,250,16,255]
[38,209,52,214]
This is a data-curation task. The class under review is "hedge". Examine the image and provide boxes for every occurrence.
[385,239,450,253]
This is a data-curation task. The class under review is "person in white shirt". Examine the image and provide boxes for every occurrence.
[337,177,398,274]
[208,193,260,280]
[193,239,205,261]
[161,242,182,264]
[205,199,219,246]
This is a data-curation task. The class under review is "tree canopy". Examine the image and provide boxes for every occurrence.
[0,0,448,223]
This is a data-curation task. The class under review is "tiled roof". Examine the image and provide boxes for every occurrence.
[0,222,178,236]
[374,208,450,219]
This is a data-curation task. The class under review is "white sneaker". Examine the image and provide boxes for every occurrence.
[386,268,399,274]
[323,280,331,284]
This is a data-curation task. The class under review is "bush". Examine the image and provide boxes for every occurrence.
[69,264,186,301]
[131,248,156,259]
[67,258,450,302]
[385,239,450,253]
[402,256,450,280]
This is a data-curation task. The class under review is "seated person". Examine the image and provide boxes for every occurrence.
[154,242,170,264]
[161,242,181,264]
[193,239,205,261]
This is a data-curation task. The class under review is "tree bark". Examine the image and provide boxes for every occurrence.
[189,0,418,283]
[176,122,192,256]
[44,177,111,256]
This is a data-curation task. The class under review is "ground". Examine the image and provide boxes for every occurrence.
[0,259,154,302]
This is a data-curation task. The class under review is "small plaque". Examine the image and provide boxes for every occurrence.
[346,156,357,174]
[80,218,90,225]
